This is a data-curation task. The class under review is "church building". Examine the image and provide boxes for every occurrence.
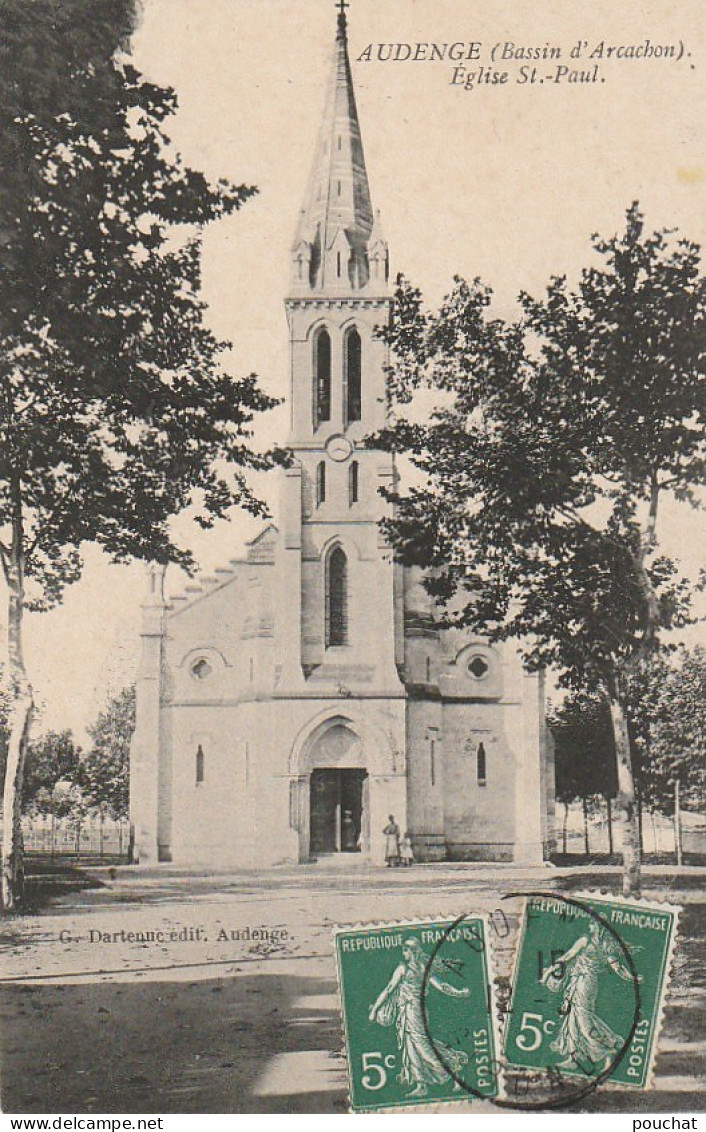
[130,6,555,868]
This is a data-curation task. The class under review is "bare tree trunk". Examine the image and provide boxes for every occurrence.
[674,778,682,867]
[606,795,614,857]
[582,797,590,856]
[650,810,658,856]
[562,801,569,856]
[608,475,660,896]
[608,697,641,896]
[1,520,34,911]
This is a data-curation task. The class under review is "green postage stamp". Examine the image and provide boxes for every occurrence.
[503,893,679,1090]
[334,916,499,1112]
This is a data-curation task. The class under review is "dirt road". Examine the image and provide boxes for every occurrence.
[1,862,704,1113]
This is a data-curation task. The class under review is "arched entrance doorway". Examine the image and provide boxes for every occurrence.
[289,710,406,864]
[310,768,367,852]
[306,721,369,856]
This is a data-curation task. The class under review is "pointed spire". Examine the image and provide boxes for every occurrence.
[292,2,385,294]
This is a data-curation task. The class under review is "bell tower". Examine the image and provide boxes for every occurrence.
[287,1,389,444]
[276,2,401,693]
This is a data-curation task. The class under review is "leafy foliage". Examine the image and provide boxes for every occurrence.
[79,685,134,819]
[0,0,279,611]
[550,696,618,805]
[373,206,705,891]
[628,647,706,813]
[1,1,279,906]
[22,729,82,814]
[552,647,706,824]
[551,647,706,816]
[1,686,134,822]
[375,206,705,697]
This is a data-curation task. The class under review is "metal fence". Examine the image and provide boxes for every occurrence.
[22,813,131,858]
[557,799,706,858]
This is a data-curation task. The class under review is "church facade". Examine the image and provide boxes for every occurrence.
[130,9,555,869]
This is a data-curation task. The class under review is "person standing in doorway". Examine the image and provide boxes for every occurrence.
[383,815,401,866]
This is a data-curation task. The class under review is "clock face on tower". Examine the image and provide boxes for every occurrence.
[325,434,353,462]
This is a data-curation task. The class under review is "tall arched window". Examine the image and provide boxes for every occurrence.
[314,328,331,426]
[348,460,359,505]
[477,742,487,787]
[196,744,205,785]
[316,460,326,506]
[326,546,348,647]
[344,328,362,425]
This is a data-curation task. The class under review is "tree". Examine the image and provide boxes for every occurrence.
[550,696,618,856]
[23,729,81,810]
[22,729,81,855]
[375,205,705,894]
[62,783,91,855]
[0,3,278,908]
[0,669,9,789]
[79,685,134,822]
[550,647,706,858]
[628,646,706,816]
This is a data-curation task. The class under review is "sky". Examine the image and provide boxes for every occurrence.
[2,0,704,738]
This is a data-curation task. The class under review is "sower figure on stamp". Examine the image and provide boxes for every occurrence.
[369,938,470,1098]
[541,920,639,1073]
[383,815,401,866]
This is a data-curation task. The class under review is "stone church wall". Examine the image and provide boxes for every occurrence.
[404,697,445,860]
[441,701,517,860]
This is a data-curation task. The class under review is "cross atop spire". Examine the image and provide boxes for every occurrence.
[336,0,349,38]
[290,1,388,294]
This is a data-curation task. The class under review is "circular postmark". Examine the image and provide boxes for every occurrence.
[420,893,641,1110]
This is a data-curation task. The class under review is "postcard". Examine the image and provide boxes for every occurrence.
[1,0,703,1117]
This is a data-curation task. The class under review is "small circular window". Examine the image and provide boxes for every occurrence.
[191,658,213,681]
[467,655,489,680]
